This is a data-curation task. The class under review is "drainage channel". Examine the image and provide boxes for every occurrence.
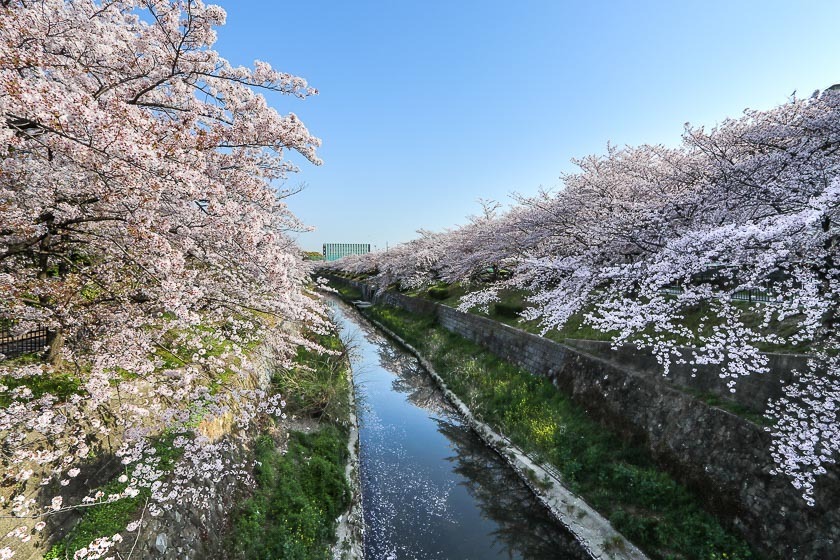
[331,299,590,560]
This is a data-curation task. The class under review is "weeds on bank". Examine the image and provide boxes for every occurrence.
[226,326,352,559]
[226,428,350,560]
[334,284,362,301]
[275,329,352,424]
[365,304,755,560]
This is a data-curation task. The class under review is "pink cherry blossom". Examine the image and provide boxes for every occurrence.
[325,89,840,505]
[1,0,331,550]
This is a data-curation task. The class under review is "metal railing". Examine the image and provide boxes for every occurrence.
[0,328,49,358]
[660,285,779,304]
[731,289,776,303]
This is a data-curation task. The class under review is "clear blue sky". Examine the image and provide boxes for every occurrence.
[214,0,840,252]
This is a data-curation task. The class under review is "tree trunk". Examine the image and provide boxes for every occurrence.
[35,212,63,365]
[818,215,838,336]
[44,328,63,366]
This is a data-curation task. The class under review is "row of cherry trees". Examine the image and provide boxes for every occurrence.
[325,91,840,506]
[1,1,329,556]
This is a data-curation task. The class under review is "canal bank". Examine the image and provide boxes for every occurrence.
[324,276,764,560]
[222,321,359,560]
[354,306,647,559]
[331,323,365,560]
[329,297,597,560]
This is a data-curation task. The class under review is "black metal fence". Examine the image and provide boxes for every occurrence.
[731,289,776,303]
[0,328,49,358]
[660,286,778,304]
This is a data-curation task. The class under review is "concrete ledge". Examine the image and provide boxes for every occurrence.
[331,335,365,560]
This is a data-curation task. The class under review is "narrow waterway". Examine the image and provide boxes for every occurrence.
[331,300,589,560]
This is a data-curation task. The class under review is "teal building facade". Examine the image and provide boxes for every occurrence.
[323,243,371,262]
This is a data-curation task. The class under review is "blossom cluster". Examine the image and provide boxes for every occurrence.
[324,90,840,504]
[1,0,329,555]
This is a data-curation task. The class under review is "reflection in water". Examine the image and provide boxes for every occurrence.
[437,418,589,559]
[332,300,586,560]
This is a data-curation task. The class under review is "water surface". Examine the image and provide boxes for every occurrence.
[332,300,588,560]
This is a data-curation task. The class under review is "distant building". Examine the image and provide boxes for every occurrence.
[323,243,370,262]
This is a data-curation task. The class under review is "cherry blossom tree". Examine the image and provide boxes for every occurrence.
[1,0,329,555]
[503,93,840,504]
[328,90,840,505]
[332,230,451,293]
[436,200,527,286]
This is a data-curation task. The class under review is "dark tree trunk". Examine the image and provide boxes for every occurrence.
[44,328,63,366]
[818,215,838,336]
[36,212,63,364]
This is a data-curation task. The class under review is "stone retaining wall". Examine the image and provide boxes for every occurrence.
[113,438,250,560]
[327,274,840,560]
[351,278,809,415]
[562,338,806,414]
[109,345,278,559]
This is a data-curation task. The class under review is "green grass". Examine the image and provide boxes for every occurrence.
[427,284,450,300]
[274,329,352,423]
[334,284,362,302]
[44,476,147,560]
[227,325,353,558]
[226,428,350,560]
[405,281,468,307]
[364,303,756,560]
[0,367,82,407]
[153,320,258,369]
[1,352,86,407]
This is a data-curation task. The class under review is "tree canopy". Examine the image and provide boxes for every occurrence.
[1,1,327,553]
[325,91,840,506]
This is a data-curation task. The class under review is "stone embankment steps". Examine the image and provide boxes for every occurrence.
[325,274,840,560]
[364,313,648,560]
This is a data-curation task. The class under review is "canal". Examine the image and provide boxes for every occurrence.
[331,300,589,560]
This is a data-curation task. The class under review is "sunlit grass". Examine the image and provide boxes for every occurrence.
[226,428,350,560]
[226,326,352,559]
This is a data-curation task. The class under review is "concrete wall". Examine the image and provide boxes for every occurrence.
[562,339,806,415]
[328,274,840,560]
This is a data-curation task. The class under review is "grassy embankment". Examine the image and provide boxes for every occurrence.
[331,272,810,354]
[332,278,755,560]
[29,316,352,559]
[224,327,352,560]
[332,273,803,424]
[40,319,255,558]
[417,281,809,355]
